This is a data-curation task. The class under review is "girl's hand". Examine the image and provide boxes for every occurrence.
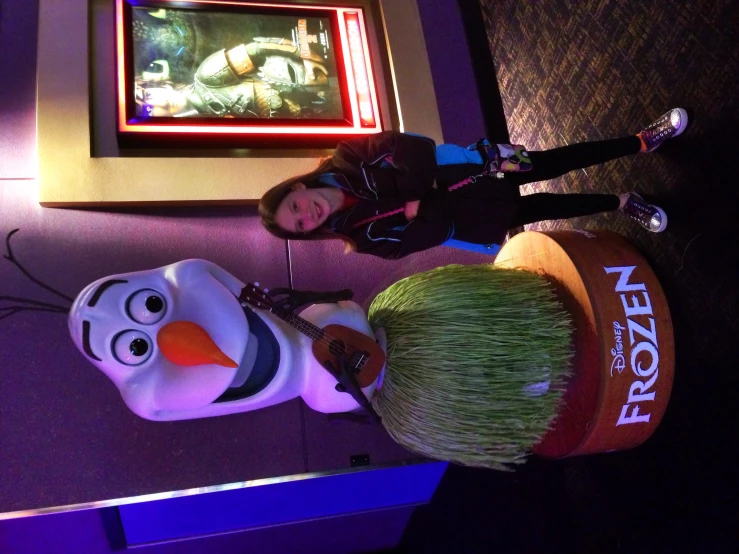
[404,200,421,221]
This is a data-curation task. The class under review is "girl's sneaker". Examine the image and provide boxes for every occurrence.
[638,108,689,152]
[620,192,668,233]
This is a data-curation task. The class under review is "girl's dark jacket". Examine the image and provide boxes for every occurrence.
[314,131,519,259]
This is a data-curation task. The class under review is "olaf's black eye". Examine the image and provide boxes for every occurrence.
[112,330,152,366]
[127,289,167,324]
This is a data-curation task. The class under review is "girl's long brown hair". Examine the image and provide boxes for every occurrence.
[259,157,356,251]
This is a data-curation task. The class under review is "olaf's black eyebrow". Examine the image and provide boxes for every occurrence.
[82,320,101,361]
[88,279,127,307]
[82,279,127,361]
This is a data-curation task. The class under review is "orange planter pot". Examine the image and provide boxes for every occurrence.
[494,230,674,458]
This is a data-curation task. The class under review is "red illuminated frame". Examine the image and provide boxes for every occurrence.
[116,0,383,146]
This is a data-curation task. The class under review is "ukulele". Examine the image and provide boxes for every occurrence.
[240,284,385,388]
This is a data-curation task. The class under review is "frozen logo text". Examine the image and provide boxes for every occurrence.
[604,265,660,426]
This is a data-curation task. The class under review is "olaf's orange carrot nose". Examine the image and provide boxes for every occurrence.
[156,321,238,368]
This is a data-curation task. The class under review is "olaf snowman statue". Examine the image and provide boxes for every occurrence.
[5,229,578,471]
[4,230,385,423]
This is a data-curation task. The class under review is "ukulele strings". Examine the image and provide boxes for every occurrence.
[283,312,367,357]
[285,312,371,370]
[246,294,371,362]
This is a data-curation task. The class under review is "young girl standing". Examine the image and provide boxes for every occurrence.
[260,108,688,259]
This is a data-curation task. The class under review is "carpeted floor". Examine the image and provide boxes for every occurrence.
[399,1,739,552]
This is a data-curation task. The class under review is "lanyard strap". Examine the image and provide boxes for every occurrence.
[448,176,478,192]
[352,207,405,229]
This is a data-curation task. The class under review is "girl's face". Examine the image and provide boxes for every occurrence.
[275,184,337,234]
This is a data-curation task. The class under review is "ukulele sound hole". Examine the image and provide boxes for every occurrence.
[329,339,346,357]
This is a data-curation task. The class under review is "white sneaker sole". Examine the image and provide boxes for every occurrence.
[671,108,689,137]
[651,205,668,233]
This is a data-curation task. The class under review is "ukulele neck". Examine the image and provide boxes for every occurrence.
[238,285,329,343]
[277,311,325,342]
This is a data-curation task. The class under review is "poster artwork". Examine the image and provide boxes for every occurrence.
[131,7,343,120]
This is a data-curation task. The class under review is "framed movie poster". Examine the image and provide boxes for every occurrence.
[116,0,383,145]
